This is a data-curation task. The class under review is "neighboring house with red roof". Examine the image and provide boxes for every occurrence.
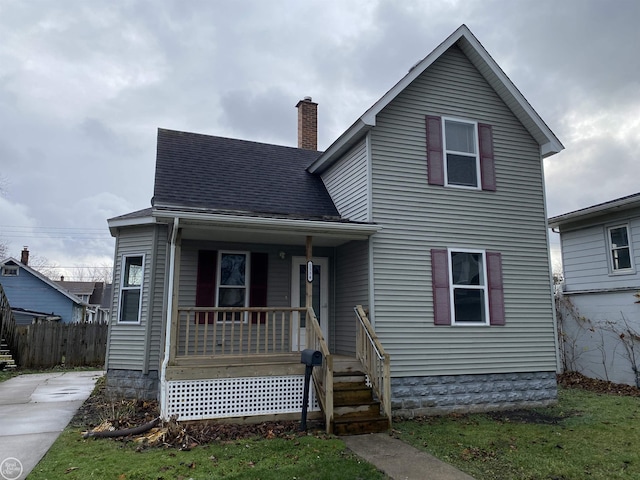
[105,25,563,434]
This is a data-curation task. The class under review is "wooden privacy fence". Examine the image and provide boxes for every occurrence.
[0,284,17,353]
[15,322,108,368]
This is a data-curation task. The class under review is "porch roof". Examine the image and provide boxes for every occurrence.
[153,208,380,247]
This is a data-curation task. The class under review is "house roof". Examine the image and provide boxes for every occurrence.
[54,280,107,306]
[548,192,640,229]
[55,281,96,296]
[0,258,86,306]
[308,24,564,174]
[152,129,339,219]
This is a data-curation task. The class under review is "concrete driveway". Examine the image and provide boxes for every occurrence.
[0,371,103,480]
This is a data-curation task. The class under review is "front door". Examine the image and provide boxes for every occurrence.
[291,256,329,350]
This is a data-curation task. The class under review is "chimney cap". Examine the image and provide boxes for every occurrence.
[296,97,317,108]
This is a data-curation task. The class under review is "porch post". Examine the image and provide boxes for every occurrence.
[169,229,182,361]
[305,235,313,310]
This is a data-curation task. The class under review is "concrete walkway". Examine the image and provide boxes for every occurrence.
[0,371,103,480]
[344,433,475,480]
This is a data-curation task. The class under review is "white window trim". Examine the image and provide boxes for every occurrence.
[442,116,481,190]
[118,253,145,324]
[606,224,635,275]
[448,248,490,326]
[1,265,19,276]
[215,250,251,323]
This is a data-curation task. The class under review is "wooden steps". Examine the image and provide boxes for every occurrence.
[0,339,17,370]
[330,360,390,436]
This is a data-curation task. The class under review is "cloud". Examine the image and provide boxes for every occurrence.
[0,0,638,278]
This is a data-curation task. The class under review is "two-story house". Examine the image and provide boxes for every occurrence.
[549,193,640,387]
[105,25,563,434]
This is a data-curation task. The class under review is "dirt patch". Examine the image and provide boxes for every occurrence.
[486,409,567,425]
[72,377,322,448]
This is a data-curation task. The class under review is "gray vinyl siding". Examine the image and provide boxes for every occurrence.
[178,240,296,308]
[334,240,370,355]
[147,225,169,371]
[367,45,557,376]
[107,225,156,370]
[321,140,369,222]
[177,240,336,348]
[560,210,640,292]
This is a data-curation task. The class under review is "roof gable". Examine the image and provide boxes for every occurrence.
[0,258,85,305]
[152,129,339,219]
[309,24,563,173]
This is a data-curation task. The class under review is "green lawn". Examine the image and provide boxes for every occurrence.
[394,387,640,480]
[27,385,640,480]
[28,430,387,480]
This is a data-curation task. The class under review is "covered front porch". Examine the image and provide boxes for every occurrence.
[157,210,389,433]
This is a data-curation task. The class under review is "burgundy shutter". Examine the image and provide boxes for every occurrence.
[431,249,451,325]
[250,252,269,324]
[426,116,444,186]
[196,250,217,324]
[478,123,496,191]
[486,251,505,325]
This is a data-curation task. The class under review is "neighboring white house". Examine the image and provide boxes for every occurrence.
[105,25,563,433]
[549,193,640,387]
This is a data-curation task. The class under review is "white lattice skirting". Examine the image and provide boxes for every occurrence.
[166,375,320,421]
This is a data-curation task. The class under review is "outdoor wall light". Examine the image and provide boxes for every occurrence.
[279,251,286,260]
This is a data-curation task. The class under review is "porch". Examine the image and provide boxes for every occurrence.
[163,305,391,434]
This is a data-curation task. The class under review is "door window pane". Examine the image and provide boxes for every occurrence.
[299,264,321,327]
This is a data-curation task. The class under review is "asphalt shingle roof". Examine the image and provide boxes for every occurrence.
[153,129,339,219]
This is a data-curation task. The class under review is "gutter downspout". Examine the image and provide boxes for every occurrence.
[160,217,179,420]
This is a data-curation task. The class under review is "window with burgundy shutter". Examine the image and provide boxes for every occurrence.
[431,248,505,326]
[249,252,268,324]
[426,116,496,191]
[195,250,217,324]
[196,250,269,324]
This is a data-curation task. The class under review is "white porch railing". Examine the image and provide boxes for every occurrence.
[354,305,392,427]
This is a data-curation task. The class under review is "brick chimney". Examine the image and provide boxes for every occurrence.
[296,96,317,150]
[21,246,29,265]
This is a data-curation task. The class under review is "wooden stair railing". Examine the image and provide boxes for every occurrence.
[305,307,334,434]
[354,305,392,429]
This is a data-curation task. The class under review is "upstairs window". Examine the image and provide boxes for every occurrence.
[118,255,144,323]
[1,265,18,276]
[608,225,634,272]
[443,119,480,188]
[426,115,496,191]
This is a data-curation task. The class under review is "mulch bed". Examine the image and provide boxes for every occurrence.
[73,378,323,448]
[74,372,640,448]
[557,371,640,397]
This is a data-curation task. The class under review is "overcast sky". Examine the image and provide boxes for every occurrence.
[0,0,638,278]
